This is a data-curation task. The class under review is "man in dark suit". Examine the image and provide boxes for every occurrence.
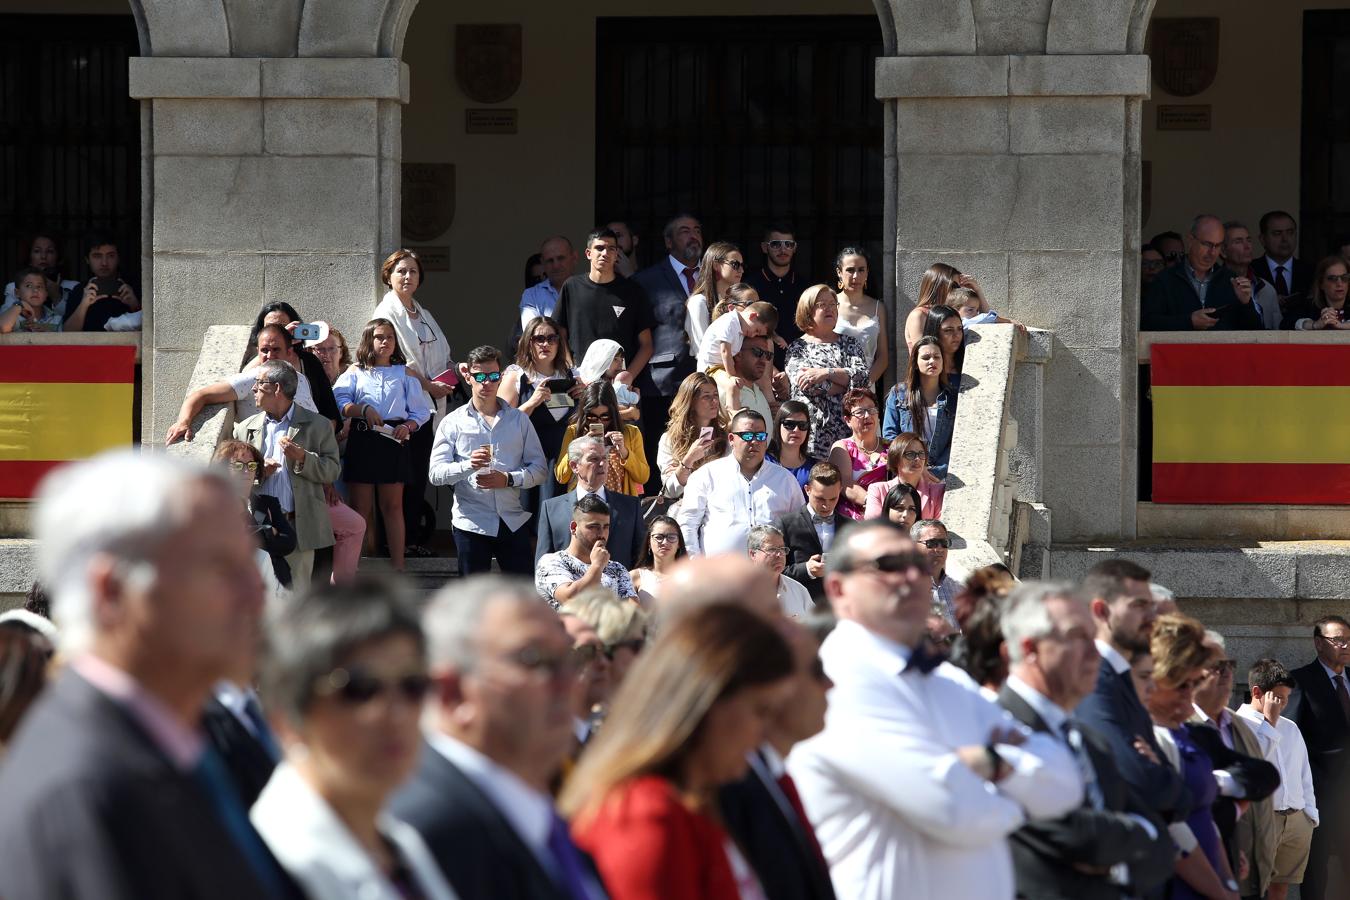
[201,684,281,809]
[1074,561,1194,839]
[1287,614,1350,900]
[389,576,607,900]
[720,620,837,900]
[536,434,644,568]
[998,581,1174,900]
[632,213,701,493]
[779,462,847,603]
[0,451,296,900]
[1250,210,1314,302]
[1141,214,1264,332]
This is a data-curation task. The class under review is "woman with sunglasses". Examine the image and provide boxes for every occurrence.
[555,381,650,496]
[562,603,794,900]
[685,241,744,352]
[252,582,455,900]
[213,438,296,592]
[828,387,889,520]
[501,315,577,512]
[658,373,728,504]
[766,399,818,490]
[882,337,957,479]
[560,589,651,695]
[1282,255,1350,330]
[863,432,945,521]
[1144,613,1245,900]
[629,514,687,609]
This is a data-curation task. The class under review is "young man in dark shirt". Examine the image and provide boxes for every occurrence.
[553,227,655,383]
[744,224,802,368]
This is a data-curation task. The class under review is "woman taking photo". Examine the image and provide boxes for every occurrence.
[374,249,455,559]
[834,247,889,387]
[766,400,817,490]
[562,603,794,900]
[1282,255,1350,330]
[629,514,687,609]
[658,372,728,505]
[500,315,577,511]
[882,337,957,478]
[252,583,456,900]
[555,382,650,496]
[784,284,870,460]
[828,388,888,520]
[863,431,946,521]
[685,241,745,352]
[334,319,431,572]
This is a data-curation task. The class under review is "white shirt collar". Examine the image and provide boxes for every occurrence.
[1234,703,1281,745]
[1094,639,1131,675]
[1005,674,1070,735]
[576,484,607,501]
[426,732,553,856]
[1319,659,1345,684]
[835,618,917,677]
[668,254,695,291]
[758,742,787,779]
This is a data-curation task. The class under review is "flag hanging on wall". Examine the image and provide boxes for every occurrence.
[0,346,136,499]
[1151,343,1350,504]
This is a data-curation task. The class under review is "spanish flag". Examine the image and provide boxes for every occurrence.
[1151,343,1350,504]
[0,346,136,499]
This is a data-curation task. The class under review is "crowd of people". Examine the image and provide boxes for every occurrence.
[1,450,1347,900]
[1,231,141,333]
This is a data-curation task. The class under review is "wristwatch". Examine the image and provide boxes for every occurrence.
[505,472,516,488]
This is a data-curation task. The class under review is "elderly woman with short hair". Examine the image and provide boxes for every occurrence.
[559,589,650,689]
[251,582,458,900]
[784,284,869,459]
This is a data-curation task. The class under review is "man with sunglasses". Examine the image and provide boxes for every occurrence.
[676,408,804,557]
[714,333,776,427]
[430,345,547,576]
[746,225,803,366]
[912,519,960,630]
[788,520,1082,900]
[1286,615,1350,900]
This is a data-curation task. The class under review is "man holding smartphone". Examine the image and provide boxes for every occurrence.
[64,232,141,332]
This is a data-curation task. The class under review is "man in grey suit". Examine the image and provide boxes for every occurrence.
[536,435,644,569]
[234,359,340,590]
[0,450,296,900]
[998,581,1173,900]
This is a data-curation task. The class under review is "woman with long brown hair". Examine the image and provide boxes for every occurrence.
[904,262,991,353]
[562,603,794,900]
[685,241,745,352]
[500,314,577,511]
[554,381,651,496]
[881,337,957,479]
[863,431,945,521]
[657,372,729,503]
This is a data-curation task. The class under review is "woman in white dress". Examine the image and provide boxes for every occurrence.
[684,241,744,351]
[833,246,889,387]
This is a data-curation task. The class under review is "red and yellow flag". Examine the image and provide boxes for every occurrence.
[0,346,136,498]
[1151,343,1350,504]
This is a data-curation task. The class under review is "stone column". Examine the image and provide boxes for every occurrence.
[874,0,1154,541]
[128,0,418,444]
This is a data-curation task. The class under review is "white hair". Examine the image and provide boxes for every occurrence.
[1001,580,1077,664]
[1150,583,1176,602]
[567,435,605,464]
[421,575,540,673]
[33,449,224,654]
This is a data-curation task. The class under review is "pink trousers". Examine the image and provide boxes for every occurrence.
[328,500,366,583]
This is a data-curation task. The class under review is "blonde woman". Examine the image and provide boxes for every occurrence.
[657,372,728,502]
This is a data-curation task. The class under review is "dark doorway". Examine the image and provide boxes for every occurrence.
[595,15,884,284]
[1301,10,1350,258]
[0,14,140,285]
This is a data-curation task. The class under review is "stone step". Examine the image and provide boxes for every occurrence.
[357,555,463,592]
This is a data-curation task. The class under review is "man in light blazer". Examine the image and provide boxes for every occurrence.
[778,462,848,604]
[234,359,340,590]
[536,435,644,569]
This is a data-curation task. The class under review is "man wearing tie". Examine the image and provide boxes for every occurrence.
[997,581,1174,900]
[788,520,1082,900]
[779,462,849,603]
[536,435,644,569]
[1286,615,1350,900]
[1250,210,1313,304]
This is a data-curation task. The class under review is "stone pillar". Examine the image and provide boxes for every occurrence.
[874,0,1154,541]
[128,0,417,444]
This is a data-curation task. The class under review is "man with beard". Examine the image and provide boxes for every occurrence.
[1074,560,1193,849]
[745,225,804,369]
[633,214,702,492]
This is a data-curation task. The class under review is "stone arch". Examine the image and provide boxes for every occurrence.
[1045,0,1157,54]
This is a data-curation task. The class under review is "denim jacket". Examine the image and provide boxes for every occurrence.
[881,383,958,478]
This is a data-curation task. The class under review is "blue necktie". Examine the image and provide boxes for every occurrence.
[193,747,288,898]
[242,694,282,763]
[546,812,598,900]
[905,643,943,675]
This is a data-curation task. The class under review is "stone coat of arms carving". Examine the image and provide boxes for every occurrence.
[455,25,522,104]
[1149,18,1220,97]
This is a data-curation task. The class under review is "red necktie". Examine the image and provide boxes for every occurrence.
[777,771,828,870]
[682,267,696,296]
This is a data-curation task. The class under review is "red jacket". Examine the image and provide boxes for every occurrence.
[571,775,741,900]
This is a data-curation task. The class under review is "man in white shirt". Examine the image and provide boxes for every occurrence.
[747,525,814,619]
[389,576,606,900]
[518,236,577,330]
[677,408,804,555]
[1236,658,1319,900]
[911,518,960,630]
[788,520,1081,900]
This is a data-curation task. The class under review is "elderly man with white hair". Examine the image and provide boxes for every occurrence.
[0,450,296,900]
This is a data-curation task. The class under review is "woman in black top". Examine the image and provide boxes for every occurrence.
[500,315,578,515]
[214,439,297,589]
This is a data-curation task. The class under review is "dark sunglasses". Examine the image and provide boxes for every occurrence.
[531,333,559,344]
[767,240,797,250]
[717,258,745,272]
[845,551,928,575]
[781,419,810,432]
[732,430,769,443]
[585,411,612,422]
[314,667,431,706]
[604,638,646,660]
[746,346,773,360]
[470,371,502,384]
[920,537,951,550]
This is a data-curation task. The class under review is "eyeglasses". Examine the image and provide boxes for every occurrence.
[847,407,877,419]
[767,240,797,250]
[754,546,788,557]
[732,431,769,443]
[919,537,951,550]
[781,419,809,432]
[651,533,681,544]
[1207,659,1238,674]
[603,638,646,660]
[717,258,745,272]
[310,344,338,356]
[746,346,773,360]
[1325,274,1350,284]
[251,381,276,393]
[1193,239,1223,253]
[531,333,559,344]
[496,645,576,680]
[901,449,928,462]
[1163,250,1184,261]
[1318,634,1350,649]
[227,460,259,473]
[469,371,502,384]
[585,411,612,422]
[843,551,928,576]
[414,319,438,347]
[313,667,431,706]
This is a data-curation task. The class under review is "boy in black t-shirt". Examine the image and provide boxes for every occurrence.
[553,227,655,383]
